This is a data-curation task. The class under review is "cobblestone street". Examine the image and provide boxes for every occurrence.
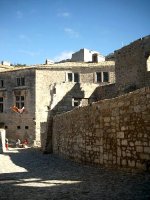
[0,148,150,200]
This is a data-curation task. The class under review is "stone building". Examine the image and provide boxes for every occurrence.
[0,61,115,145]
[115,35,150,94]
[95,35,150,100]
[71,48,105,63]
[0,35,150,150]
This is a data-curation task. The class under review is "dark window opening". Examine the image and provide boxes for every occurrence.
[21,77,25,86]
[92,54,98,63]
[17,126,21,129]
[5,126,8,129]
[103,72,109,82]
[0,80,4,88]
[17,78,20,86]
[74,73,79,82]
[68,73,73,82]
[67,73,79,82]
[96,72,102,82]
[16,77,25,86]
[25,126,29,129]
[0,97,4,113]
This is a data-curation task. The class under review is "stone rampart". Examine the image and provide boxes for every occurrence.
[53,87,150,170]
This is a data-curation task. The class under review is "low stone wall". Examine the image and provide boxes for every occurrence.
[53,87,150,170]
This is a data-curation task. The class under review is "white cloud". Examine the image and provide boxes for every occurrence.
[16,10,23,19]
[54,51,74,62]
[62,12,70,17]
[57,12,70,17]
[64,28,79,38]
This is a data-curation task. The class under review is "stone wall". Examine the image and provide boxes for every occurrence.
[94,83,117,100]
[115,35,150,95]
[53,87,150,170]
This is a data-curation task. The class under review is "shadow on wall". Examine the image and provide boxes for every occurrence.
[41,83,89,153]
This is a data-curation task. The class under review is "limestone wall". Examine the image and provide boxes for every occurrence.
[53,87,150,170]
[115,36,150,94]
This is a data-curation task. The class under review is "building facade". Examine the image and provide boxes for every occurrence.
[0,62,115,145]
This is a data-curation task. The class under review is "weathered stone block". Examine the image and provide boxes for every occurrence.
[121,139,128,146]
[117,132,124,139]
[136,146,143,153]
[144,147,150,154]
[128,160,135,167]
[117,157,120,165]
[129,142,134,147]
[122,159,127,166]
[139,153,150,160]
[104,117,111,122]
[100,146,103,153]
[117,147,121,157]
[136,161,145,169]
[121,126,128,131]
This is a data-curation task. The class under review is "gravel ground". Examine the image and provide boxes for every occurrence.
[0,147,150,200]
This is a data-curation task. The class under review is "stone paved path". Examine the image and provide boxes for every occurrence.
[0,148,150,200]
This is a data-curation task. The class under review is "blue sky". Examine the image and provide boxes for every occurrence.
[0,0,149,65]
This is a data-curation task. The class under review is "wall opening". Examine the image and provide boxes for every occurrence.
[147,55,150,71]
[72,98,81,107]
[92,53,98,63]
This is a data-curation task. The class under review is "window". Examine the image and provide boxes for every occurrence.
[17,126,21,129]
[74,73,79,82]
[16,77,25,86]
[16,95,25,109]
[0,97,3,112]
[92,54,98,63]
[68,73,73,82]
[103,72,109,82]
[72,98,81,107]
[0,80,4,88]
[95,72,109,83]
[96,72,102,82]
[25,126,29,129]
[67,73,79,83]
